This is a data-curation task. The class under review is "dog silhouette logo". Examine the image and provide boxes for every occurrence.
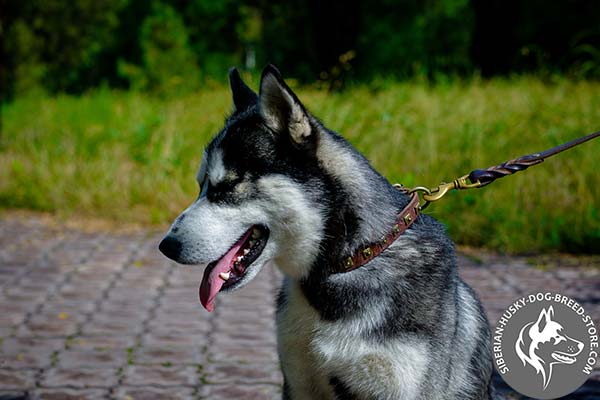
[492,292,597,399]
[515,306,584,389]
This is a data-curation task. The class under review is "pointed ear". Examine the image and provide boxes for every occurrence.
[535,308,549,333]
[229,67,258,113]
[259,64,312,145]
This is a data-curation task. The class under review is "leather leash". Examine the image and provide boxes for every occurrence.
[339,130,600,273]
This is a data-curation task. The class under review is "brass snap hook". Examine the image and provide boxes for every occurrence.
[397,175,483,210]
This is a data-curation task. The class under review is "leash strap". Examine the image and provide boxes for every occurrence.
[468,130,600,187]
[337,130,599,273]
[410,130,600,209]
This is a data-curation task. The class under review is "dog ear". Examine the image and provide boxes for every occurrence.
[259,64,312,146]
[229,67,258,113]
[535,307,550,333]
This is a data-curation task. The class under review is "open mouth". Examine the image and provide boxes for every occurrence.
[552,351,577,364]
[199,225,269,312]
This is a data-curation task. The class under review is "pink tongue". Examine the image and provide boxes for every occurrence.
[199,229,252,312]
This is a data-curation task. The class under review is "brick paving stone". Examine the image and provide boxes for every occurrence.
[0,298,36,315]
[156,300,204,317]
[57,284,110,302]
[0,214,598,399]
[82,314,143,336]
[100,299,155,314]
[107,288,156,302]
[204,363,282,385]
[147,314,210,334]
[210,329,277,348]
[33,388,108,400]
[113,276,163,291]
[140,332,201,348]
[20,314,79,338]
[168,268,203,288]
[134,345,203,366]
[0,369,36,390]
[67,336,137,351]
[208,345,279,364]
[0,311,27,327]
[198,384,281,400]
[58,348,128,369]
[41,300,97,316]
[217,303,276,320]
[0,338,63,369]
[112,386,196,400]
[122,365,198,387]
[151,309,211,324]
[40,367,118,389]
[145,325,207,339]
[212,317,276,336]
[3,288,47,304]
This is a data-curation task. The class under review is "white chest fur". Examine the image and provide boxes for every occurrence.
[276,281,430,400]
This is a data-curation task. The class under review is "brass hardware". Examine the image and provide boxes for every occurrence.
[392,224,400,234]
[401,175,482,210]
[408,186,432,196]
[344,257,353,269]
[362,247,373,258]
[403,214,412,225]
[423,175,483,202]
[381,237,388,245]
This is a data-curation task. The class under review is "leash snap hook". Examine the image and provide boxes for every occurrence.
[422,182,455,203]
[418,175,483,207]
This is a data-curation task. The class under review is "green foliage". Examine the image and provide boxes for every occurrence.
[183,0,243,77]
[3,0,600,96]
[1,78,599,253]
[118,2,200,94]
[357,0,474,79]
[4,0,126,94]
[4,20,47,96]
[569,30,600,80]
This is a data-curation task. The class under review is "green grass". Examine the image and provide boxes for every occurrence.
[1,77,599,253]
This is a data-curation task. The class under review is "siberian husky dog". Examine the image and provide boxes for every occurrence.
[159,65,495,400]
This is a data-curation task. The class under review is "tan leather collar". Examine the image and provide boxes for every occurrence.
[338,192,421,273]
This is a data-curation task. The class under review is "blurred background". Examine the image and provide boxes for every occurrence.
[1,0,599,254]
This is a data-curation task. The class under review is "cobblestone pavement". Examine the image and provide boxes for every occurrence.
[0,214,598,400]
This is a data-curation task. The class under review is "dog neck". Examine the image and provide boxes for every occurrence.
[313,128,413,274]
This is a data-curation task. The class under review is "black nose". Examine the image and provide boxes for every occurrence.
[159,236,182,260]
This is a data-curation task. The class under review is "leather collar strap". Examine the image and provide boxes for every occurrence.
[339,192,421,273]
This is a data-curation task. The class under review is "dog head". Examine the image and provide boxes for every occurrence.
[159,66,328,311]
[515,306,584,388]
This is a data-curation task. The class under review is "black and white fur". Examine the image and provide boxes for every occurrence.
[160,65,495,399]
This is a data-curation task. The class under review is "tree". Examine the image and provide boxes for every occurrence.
[118,1,200,94]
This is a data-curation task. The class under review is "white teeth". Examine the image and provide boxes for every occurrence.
[237,256,244,262]
[243,249,250,255]
[219,272,230,281]
[252,228,261,239]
